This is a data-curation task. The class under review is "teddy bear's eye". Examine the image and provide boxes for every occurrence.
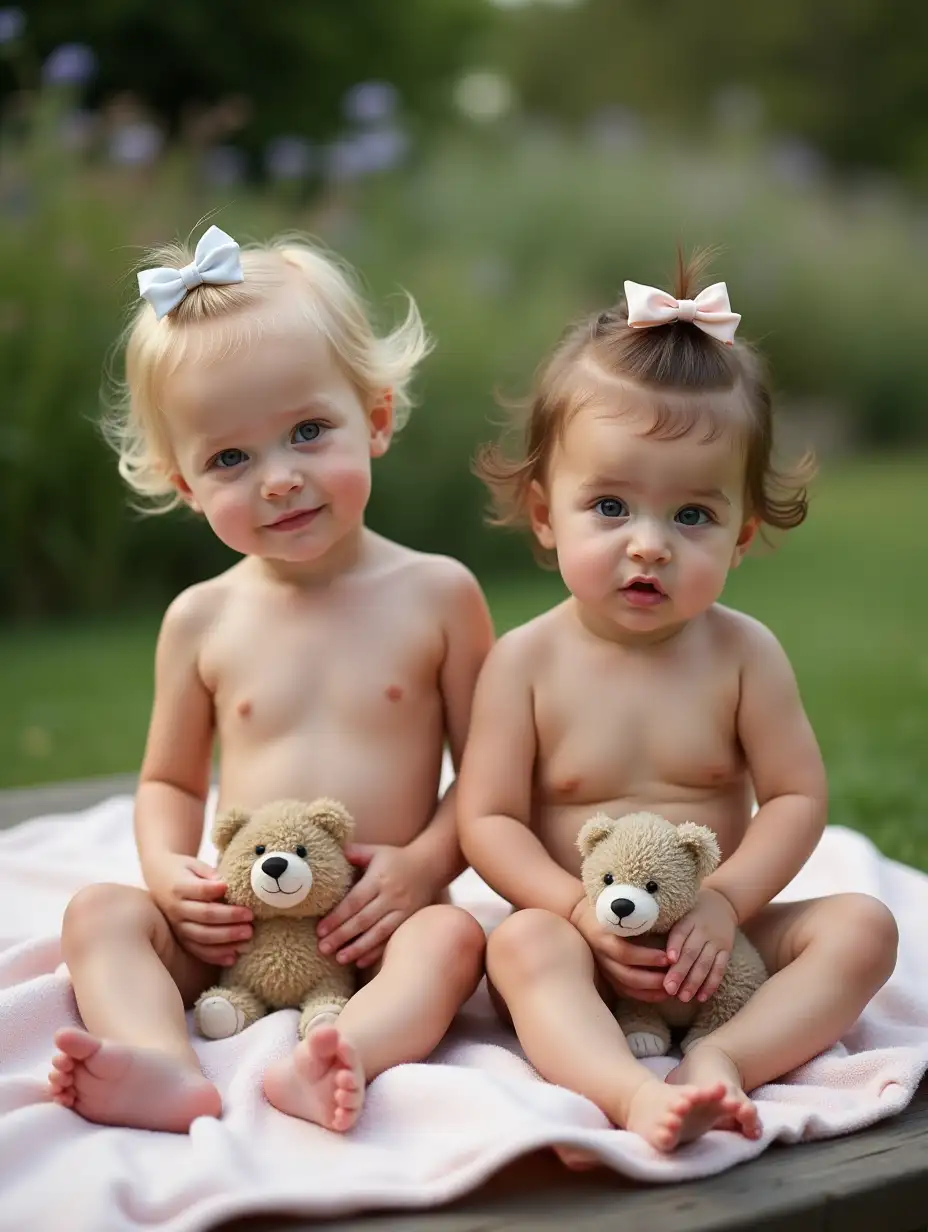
[255,845,266,856]
[646,880,659,894]
[295,845,307,858]
[603,873,614,886]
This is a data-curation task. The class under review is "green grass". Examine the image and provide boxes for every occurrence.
[1,456,925,867]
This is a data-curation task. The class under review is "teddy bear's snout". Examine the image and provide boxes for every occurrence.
[261,856,288,880]
[594,883,660,937]
[249,850,314,908]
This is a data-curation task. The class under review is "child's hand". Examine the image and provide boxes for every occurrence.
[570,898,671,1003]
[663,887,738,1003]
[146,852,253,968]
[316,844,433,970]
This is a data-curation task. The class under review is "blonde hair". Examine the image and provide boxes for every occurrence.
[104,233,431,510]
[476,249,815,557]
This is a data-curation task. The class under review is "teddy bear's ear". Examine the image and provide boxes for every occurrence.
[212,807,251,853]
[308,798,355,845]
[675,822,721,879]
[576,813,616,858]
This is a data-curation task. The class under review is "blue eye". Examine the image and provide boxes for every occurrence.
[595,498,627,519]
[675,506,711,527]
[293,421,322,443]
[212,448,247,470]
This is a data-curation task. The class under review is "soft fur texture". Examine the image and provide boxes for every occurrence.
[577,811,768,1059]
[194,798,356,1041]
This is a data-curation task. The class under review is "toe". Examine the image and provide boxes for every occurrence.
[53,1027,100,1062]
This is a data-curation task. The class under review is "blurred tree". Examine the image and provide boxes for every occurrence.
[5,0,491,162]
[498,0,928,184]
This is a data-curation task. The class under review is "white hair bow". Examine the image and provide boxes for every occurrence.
[624,280,740,346]
[137,225,244,320]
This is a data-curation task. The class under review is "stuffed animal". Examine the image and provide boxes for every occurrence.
[577,810,767,1059]
[194,798,356,1041]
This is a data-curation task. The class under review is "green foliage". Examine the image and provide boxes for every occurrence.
[3,1,489,157]
[496,0,928,186]
[2,92,927,616]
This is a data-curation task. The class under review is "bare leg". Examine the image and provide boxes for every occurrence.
[263,905,485,1131]
[668,893,898,1110]
[47,883,222,1132]
[486,909,741,1152]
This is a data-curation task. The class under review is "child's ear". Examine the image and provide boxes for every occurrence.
[170,472,201,514]
[528,480,556,551]
[731,515,759,567]
[368,388,394,458]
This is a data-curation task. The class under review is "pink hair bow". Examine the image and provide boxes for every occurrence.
[624,280,740,346]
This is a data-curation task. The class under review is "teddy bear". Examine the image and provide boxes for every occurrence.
[577,810,767,1059]
[194,797,357,1042]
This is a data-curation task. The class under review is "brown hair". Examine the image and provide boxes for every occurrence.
[475,250,815,549]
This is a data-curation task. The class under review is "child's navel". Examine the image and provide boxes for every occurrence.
[385,685,404,702]
[236,698,252,718]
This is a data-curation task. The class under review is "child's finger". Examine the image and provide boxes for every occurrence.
[677,943,718,1002]
[181,900,252,926]
[188,859,223,880]
[178,877,229,902]
[317,877,378,938]
[663,933,706,992]
[604,961,666,992]
[178,921,253,947]
[610,938,670,967]
[665,918,694,964]
[333,911,402,966]
[318,897,385,955]
[696,951,731,1002]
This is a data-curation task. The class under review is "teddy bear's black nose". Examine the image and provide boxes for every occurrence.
[261,856,288,880]
[610,898,636,920]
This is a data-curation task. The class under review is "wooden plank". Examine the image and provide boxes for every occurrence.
[3,776,927,1232]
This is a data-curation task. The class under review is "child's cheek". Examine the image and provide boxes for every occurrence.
[558,533,614,602]
[202,488,254,553]
[322,459,372,520]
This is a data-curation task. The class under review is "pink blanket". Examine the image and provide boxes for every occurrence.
[0,792,925,1231]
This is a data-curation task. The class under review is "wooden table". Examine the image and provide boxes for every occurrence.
[4,776,928,1232]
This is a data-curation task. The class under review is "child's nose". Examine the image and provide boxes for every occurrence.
[261,465,304,499]
[627,520,671,563]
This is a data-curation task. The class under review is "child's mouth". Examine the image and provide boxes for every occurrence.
[621,579,666,607]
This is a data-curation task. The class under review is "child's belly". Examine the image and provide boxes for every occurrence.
[536,780,754,877]
[215,700,445,849]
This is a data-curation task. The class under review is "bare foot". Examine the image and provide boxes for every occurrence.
[624,1076,732,1152]
[263,1024,365,1132]
[667,1042,761,1140]
[48,1027,221,1133]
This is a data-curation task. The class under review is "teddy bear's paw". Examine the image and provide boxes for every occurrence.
[197,997,246,1040]
[626,1031,669,1059]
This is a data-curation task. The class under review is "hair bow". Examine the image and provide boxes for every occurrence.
[624,280,740,346]
[137,225,244,320]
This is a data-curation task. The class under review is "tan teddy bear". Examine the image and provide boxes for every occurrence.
[577,810,767,1059]
[194,798,356,1042]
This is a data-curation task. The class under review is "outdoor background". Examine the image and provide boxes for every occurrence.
[1,1,925,865]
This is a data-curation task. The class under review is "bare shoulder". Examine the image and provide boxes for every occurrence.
[370,535,487,616]
[481,602,568,684]
[706,603,789,668]
[158,563,242,652]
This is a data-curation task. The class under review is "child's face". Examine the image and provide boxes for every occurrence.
[530,400,757,640]
[163,319,391,566]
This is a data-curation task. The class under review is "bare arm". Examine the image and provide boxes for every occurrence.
[704,623,828,924]
[406,563,495,892]
[134,589,215,880]
[458,635,585,918]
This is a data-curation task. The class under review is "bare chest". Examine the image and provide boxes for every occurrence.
[534,655,744,807]
[201,601,442,742]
